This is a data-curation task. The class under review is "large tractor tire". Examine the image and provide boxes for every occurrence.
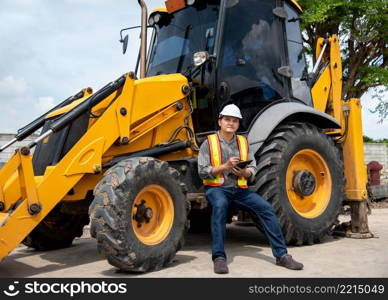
[252,122,344,245]
[89,157,189,272]
[22,206,89,250]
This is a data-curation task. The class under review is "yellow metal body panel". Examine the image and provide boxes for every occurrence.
[152,8,168,14]
[62,174,102,201]
[1,172,20,211]
[1,173,43,212]
[64,137,106,176]
[46,88,93,118]
[289,0,302,12]
[158,148,195,161]
[47,98,85,118]
[329,36,343,123]
[0,154,22,209]
[311,36,368,201]
[311,67,331,112]
[103,74,192,158]
[342,99,368,201]
[0,213,7,227]
[62,95,195,202]
[311,35,343,124]
[0,72,193,260]
[64,142,196,202]
[311,35,344,137]
[19,153,40,209]
[132,74,188,121]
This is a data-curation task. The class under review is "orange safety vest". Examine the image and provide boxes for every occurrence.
[203,134,249,188]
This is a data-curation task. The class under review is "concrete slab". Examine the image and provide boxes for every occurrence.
[0,208,387,278]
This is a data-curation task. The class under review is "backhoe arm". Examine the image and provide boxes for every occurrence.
[310,35,370,236]
[0,72,190,260]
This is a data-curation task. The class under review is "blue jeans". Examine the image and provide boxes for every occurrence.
[205,186,288,261]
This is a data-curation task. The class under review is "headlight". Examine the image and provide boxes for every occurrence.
[148,15,155,26]
[149,13,162,26]
[186,0,196,5]
[193,51,209,67]
[153,13,161,24]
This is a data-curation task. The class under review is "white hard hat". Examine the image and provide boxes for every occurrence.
[219,104,242,119]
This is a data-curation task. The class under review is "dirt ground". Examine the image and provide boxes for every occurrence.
[0,207,387,278]
[370,198,388,209]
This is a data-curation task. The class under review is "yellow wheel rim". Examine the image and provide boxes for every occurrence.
[132,185,174,245]
[286,149,332,219]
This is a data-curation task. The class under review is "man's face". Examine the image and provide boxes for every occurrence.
[218,116,240,134]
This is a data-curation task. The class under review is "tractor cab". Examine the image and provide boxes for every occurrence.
[146,0,311,134]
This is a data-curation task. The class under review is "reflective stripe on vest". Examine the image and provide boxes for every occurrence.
[203,134,249,188]
[236,135,248,188]
[203,134,225,186]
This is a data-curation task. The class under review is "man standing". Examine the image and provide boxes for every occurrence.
[198,104,303,274]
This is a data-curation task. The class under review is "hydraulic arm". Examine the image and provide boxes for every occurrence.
[0,72,191,260]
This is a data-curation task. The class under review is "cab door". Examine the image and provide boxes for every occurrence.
[216,0,287,132]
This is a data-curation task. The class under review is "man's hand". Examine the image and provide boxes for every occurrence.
[210,157,240,177]
[224,157,240,171]
[231,166,252,178]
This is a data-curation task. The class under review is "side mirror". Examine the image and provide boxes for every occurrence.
[120,35,129,54]
[193,51,209,67]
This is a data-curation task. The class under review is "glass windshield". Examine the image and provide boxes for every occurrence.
[218,0,284,131]
[147,1,220,76]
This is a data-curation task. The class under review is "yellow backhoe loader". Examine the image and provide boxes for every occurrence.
[0,0,372,272]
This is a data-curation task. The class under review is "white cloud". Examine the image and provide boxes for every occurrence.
[36,96,55,113]
[360,91,388,139]
[0,75,35,133]
[64,0,109,3]
[0,0,386,141]
[0,76,28,97]
[0,75,55,132]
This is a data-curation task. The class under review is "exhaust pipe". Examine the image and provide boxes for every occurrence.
[138,0,148,78]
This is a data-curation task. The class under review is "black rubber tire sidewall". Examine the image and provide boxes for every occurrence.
[252,122,344,244]
[276,129,343,234]
[119,160,186,270]
[22,211,89,250]
[91,158,188,272]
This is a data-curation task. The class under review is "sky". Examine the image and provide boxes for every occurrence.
[0,0,387,139]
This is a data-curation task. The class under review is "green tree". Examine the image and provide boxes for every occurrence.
[376,138,388,144]
[363,135,388,143]
[299,0,388,121]
[363,135,375,143]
